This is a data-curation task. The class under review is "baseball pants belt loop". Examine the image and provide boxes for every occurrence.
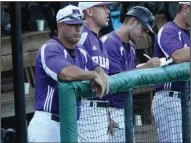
[89,101,115,108]
[51,114,60,122]
[169,91,181,98]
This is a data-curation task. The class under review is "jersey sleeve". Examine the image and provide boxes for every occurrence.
[156,27,184,58]
[78,47,100,71]
[40,43,71,81]
[102,36,122,75]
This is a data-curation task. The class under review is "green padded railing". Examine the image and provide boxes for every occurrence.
[58,62,190,142]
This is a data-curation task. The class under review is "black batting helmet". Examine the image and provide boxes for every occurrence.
[126,6,155,34]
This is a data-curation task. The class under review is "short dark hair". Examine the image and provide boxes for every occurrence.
[123,16,138,24]
[177,4,184,13]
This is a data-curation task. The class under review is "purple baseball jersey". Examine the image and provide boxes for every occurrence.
[102,31,136,108]
[154,22,190,91]
[78,23,111,101]
[78,23,109,74]
[35,39,99,118]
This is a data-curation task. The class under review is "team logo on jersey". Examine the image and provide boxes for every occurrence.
[92,56,109,70]
[92,46,97,51]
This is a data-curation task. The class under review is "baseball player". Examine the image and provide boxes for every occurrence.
[151,2,190,142]
[27,5,108,142]
[101,6,161,142]
[77,2,115,142]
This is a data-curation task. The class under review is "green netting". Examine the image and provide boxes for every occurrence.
[58,62,190,142]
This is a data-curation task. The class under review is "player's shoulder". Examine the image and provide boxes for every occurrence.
[43,39,62,50]
[101,31,118,44]
[38,39,64,56]
[76,44,88,55]
[159,22,180,34]
[78,24,92,45]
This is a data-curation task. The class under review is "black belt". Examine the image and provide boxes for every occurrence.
[155,91,181,98]
[90,101,115,108]
[51,114,60,122]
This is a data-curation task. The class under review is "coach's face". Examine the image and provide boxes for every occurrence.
[90,5,110,28]
[129,18,148,44]
[60,23,83,46]
[183,4,190,26]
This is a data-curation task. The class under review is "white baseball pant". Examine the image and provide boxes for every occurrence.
[77,100,109,142]
[151,90,182,143]
[27,111,60,142]
[108,107,135,143]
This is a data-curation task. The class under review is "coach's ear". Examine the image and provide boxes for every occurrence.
[86,8,93,17]
[129,17,137,26]
[57,23,63,29]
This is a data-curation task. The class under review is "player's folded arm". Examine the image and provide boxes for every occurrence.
[42,44,98,81]
[58,66,99,81]
[158,28,189,63]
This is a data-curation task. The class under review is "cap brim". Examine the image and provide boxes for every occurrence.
[63,19,84,25]
[139,19,154,34]
[179,2,190,5]
[95,2,116,6]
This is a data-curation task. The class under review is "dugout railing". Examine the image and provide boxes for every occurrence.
[58,62,190,143]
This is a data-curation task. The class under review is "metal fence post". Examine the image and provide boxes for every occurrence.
[124,90,134,143]
[10,2,27,143]
[181,81,190,143]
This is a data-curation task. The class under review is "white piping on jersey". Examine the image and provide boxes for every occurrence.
[178,31,182,42]
[43,86,55,112]
[131,46,135,55]
[163,82,172,90]
[41,44,58,81]
[120,47,124,56]
[49,87,54,112]
[164,83,166,90]
[78,32,88,45]
[101,35,108,43]
[166,83,169,90]
[169,82,172,90]
[184,43,188,48]
[78,48,88,70]
[157,27,169,59]
[43,86,49,112]
[64,49,68,58]
[129,41,136,55]
[79,48,87,63]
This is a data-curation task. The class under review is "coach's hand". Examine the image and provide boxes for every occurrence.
[90,75,105,98]
[145,57,161,68]
[108,118,119,136]
[98,72,109,95]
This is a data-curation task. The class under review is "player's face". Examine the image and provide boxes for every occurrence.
[184,5,190,26]
[90,5,110,28]
[62,23,83,45]
[129,21,148,44]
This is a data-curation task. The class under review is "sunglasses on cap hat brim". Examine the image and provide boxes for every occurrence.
[57,13,84,23]
[62,19,84,25]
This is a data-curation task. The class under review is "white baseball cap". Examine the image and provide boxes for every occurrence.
[56,5,84,24]
[179,2,190,5]
[78,2,116,11]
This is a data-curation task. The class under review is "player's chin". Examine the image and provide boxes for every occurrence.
[102,22,109,28]
[71,39,80,44]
